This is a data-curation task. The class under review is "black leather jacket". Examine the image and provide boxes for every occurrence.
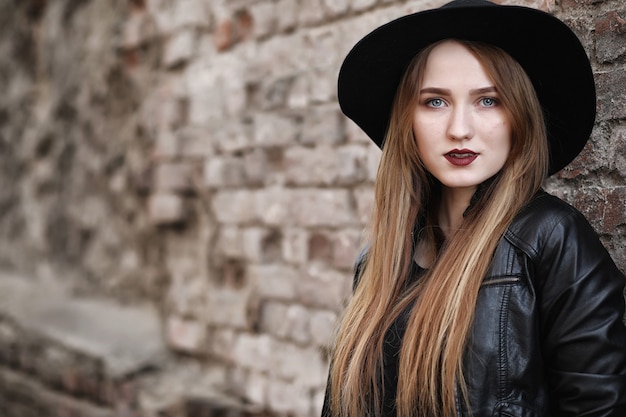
[323,191,626,416]
[460,191,626,416]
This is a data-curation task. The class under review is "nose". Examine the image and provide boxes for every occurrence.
[447,105,474,141]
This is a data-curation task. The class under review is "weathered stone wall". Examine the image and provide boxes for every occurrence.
[0,0,625,416]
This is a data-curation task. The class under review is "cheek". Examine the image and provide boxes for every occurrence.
[486,121,511,152]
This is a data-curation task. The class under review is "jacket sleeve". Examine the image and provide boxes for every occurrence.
[534,207,626,416]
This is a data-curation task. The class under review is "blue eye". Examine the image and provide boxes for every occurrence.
[480,97,497,107]
[427,98,445,108]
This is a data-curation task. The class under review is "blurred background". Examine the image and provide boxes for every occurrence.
[0,0,624,416]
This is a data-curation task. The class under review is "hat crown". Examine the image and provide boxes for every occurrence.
[441,0,498,9]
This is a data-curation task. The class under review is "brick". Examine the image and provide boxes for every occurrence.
[166,272,207,317]
[310,66,337,104]
[257,188,356,227]
[275,0,299,32]
[212,121,252,153]
[215,226,244,258]
[259,300,312,348]
[257,76,296,110]
[255,188,290,226]
[253,113,299,146]
[185,59,216,96]
[254,35,306,80]
[203,156,246,188]
[603,187,626,231]
[155,162,195,192]
[308,232,333,263]
[595,9,626,63]
[284,145,341,185]
[243,148,268,185]
[148,193,186,224]
[323,0,349,17]
[165,316,207,354]
[185,64,227,127]
[213,8,255,51]
[211,190,258,224]
[207,327,236,362]
[287,74,309,109]
[304,28,341,72]
[557,124,609,179]
[337,144,369,183]
[353,186,375,224]
[596,68,626,121]
[146,0,174,33]
[120,10,156,49]
[282,228,309,265]
[300,104,345,145]
[142,94,185,131]
[351,0,378,12]
[293,189,356,227]
[249,2,278,38]
[312,387,328,417]
[242,227,282,263]
[298,0,326,26]
[331,229,362,270]
[367,142,382,181]
[227,366,249,399]
[242,371,269,405]
[296,264,351,310]
[284,144,367,186]
[206,286,257,329]
[171,0,210,30]
[335,6,391,54]
[232,333,273,372]
[188,96,225,129]
[271,342,327,387]
[153,130,179,160]
[249,264,298,301]
[489,0,552,13]
[214,19,236,51]
[259,301,290,338]
[177,127,215,159]
[572,186,605,232]
[611,125,626,177]
[163,29,197,68]
[309,309,337,347]
[267,378,312,416]
[284,304,311,344]
[234,9,254,42]
[224,80,247,118]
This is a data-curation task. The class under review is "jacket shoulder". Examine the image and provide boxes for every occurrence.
[504,190,592,260]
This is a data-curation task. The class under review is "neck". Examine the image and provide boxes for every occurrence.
[438,186,476,238]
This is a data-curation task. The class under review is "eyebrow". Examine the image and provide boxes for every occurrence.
[419,86,498,95]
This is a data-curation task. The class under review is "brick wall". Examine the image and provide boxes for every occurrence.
[0,0,625,416]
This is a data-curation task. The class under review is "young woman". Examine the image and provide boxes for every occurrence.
[323,1,626,416]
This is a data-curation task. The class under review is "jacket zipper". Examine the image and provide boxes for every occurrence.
[481,276,521,286]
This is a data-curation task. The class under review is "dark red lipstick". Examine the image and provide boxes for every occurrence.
[444,149,478,166]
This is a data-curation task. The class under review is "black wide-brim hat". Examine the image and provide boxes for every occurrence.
[338,0,596,175]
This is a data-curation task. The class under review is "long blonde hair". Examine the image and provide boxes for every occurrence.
[329,40,549,417]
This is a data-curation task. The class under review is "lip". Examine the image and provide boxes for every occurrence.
[444,149,478,166]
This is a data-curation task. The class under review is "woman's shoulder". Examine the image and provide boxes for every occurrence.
[504,190,597,259]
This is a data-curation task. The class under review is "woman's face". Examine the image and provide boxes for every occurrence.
[413,41,511,194]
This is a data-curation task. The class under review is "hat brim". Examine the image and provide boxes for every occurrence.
[338,4,596,175]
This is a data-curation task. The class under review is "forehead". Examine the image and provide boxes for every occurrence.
[421,41,493,87]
